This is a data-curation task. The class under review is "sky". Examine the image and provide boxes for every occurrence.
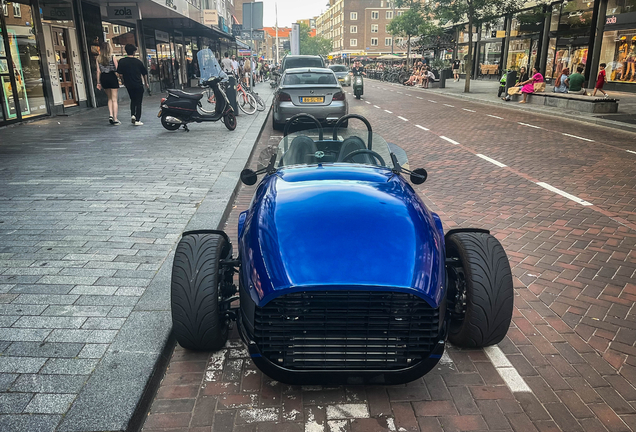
[260,0,328,28]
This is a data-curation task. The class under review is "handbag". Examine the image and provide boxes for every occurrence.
[507,86,520,95]
[534,82,546,93]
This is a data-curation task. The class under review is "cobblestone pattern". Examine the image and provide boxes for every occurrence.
[144,87,636,431]
[0,89,271,432]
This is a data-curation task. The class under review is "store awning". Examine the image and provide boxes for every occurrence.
[143,18,234,40]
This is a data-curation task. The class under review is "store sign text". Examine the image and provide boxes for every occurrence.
[605,12,636,27]
[106,5,140,20]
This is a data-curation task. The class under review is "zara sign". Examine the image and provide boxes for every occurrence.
[106,5,141,20]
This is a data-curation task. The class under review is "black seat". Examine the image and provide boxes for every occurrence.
[168,89,203,100]
[337,136,375,164]
[280,136,318,166]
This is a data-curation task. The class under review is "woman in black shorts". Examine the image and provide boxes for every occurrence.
[96,42,121,125]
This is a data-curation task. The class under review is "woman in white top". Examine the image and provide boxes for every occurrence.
[96,42,120,125]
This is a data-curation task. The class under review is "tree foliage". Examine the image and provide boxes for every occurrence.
[298,23,331,56]
[387,8,441,68]
[426,0,526,92]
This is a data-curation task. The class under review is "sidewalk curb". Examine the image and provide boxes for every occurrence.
[55,91,274,432]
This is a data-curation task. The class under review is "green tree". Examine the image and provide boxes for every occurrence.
[387,9,426,69]
[426,0,526,92]
[298,23,331,56]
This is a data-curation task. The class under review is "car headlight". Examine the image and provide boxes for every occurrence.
[345,76,350,82]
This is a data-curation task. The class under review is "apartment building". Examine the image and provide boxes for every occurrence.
[316,0,408,57]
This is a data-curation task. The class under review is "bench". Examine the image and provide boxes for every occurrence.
[509,91,619,114]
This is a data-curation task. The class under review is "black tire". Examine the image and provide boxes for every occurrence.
[355,94,360,99]
[446,232,514,348]
[161,114,181,131]
[272,114,283,131]
[171,233,230,351]
[224,112,237,131]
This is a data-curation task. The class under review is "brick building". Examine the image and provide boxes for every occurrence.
[316,0,408,58]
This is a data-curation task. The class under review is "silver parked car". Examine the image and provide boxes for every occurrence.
[272,67,348,131]
[329,64,351,86]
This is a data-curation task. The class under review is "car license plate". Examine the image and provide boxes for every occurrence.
[157,109,162,118]
[301,97,324,103]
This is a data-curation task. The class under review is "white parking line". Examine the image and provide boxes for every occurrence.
[374,105,381,108]
[484,346,532,393]
[443,104,454,107]
[416,97,423,99]
[536,182,593,206]
[627,150,636,154]
[428,99,437,103]
[406,94,412,97]
[397,116,408,121]
[462,108,476,112]
[562,133,594,142]
[487,114,504,119]
[365,101,371,104]
[476,154,507,168]
[397,91,403,94]
[518,122,542,129]
[415,124,429,131]
[384,109,393,114]
[440,136,460,145]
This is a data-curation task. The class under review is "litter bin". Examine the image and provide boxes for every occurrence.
[438,69,451,89]
[227,75,239,116]
[504,70,517,96]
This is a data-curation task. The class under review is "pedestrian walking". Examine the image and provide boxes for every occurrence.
[593,63,609,97]
[518,66,544,104]
[96,41,120,125]
[116,44,149,126]
[452,59,461,82]
[221,52,233,74]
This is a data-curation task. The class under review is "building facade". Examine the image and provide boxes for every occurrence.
[0,0,238,126]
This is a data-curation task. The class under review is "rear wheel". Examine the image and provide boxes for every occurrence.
[446,232,514,348]
[238,92,257,115]
[161,114,181,131]
[253,93,266,112]
[272,114,283,131]
[171,233,230,351]
[224,112,237,131]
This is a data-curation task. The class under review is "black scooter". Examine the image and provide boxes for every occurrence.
[352,73,364,99]
[158,76,236,131]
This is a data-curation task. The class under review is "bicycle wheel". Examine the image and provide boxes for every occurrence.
[252,92,266,111]
[238,92,257,115]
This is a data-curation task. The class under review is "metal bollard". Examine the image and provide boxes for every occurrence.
[227,75,239,116]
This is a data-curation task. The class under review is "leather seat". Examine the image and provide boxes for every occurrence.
[168,89,203,100]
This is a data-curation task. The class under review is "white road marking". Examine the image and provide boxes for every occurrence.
[627,150,636,154]
[397,91,403,94]
[440,136,460,145]
[443,104,454,107]
[406,94,412,97]
[415,124,429,131]
[416,96,423,99]
[374,105,381,108]
[487,114,503,119]
[397,116,408,121]
[536,182,593,206]
[562,133,594,142]
[384,109,393,114]
[484,346,531,393]
[518,122,542,129]
[476,154,507,168]
[428,100,437,103]
[365,101,371,104]
[462,108,476,112]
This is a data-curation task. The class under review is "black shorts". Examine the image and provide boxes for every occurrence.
[100,72,119,89]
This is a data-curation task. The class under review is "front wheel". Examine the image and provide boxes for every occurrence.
[224,112,237,131]
[171,233,230,351]
[355,94,361,99]
[161,114,181,131]
[446,232,514,348]
[238,92,257,115]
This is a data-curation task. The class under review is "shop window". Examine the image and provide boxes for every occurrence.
[385,37,392,46]
[12,3,21,18]
[386,11,393,19]
[350,38,357,46]
[350,25,357,33]
[599,30,636,82]
[350,12,357,20]
[559,0,594,31]
[607,0,636,15]
[550,4,561,31]
[371,38,378,46]
[371,24,378,33]
[371,11,379,19]
[481,17,505,39]
[510,7,544,37]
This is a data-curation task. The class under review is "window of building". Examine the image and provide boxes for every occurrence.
[350,25,357,33]
[371,24,378,33]
[386,11,393,19]
[103,25,109,33]
[385,37,392,46]
[371,38,378,46]
[13,3,21,18]
[386,24,390,32]
[396,37,404,44]
[2,3,7,16]
[350,12,357,20]
[113,25,120,34]
[397,11,404,16]
[350,38,357,46]
[371,11,379,19]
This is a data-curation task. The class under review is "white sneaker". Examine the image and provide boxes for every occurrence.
[131,115,136,124]
[133,121,143,126]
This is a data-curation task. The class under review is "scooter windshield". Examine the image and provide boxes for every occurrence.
[273,127,404,169]
[197,49,227,82]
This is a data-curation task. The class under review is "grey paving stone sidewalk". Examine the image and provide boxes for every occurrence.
[0,86,273,432]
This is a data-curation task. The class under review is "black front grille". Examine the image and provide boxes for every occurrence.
[254,291,439,370]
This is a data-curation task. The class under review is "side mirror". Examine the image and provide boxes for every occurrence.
[240,169,258,186]
[410,168,427,185]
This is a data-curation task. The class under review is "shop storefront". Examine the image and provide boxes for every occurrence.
[478,18,506,77]
[506,7,546,73]
[599,0,636,90]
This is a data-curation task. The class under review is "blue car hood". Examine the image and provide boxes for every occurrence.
[240,165,444,307]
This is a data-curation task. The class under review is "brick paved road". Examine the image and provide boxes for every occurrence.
[143,82,636,432]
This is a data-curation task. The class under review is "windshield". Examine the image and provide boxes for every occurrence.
[329,65,348,72]
[283,72,337,86]
[273,127,402,169]
[284,58,324,69]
